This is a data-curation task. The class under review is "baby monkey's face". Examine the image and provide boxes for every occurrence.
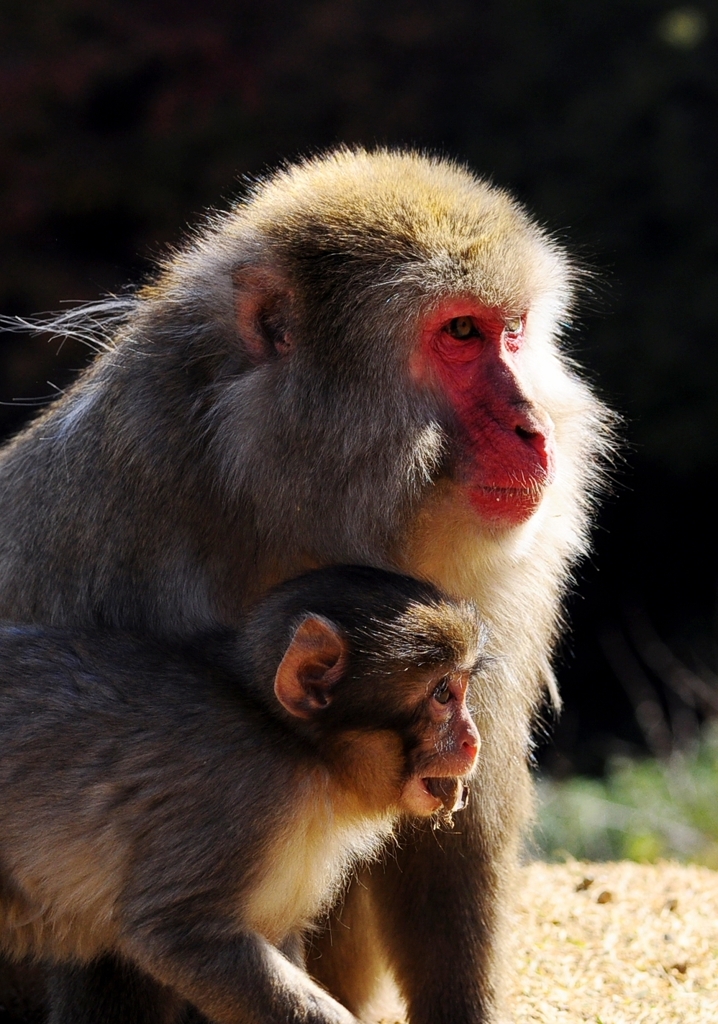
[268,580,485,822]
[399,669,480,818]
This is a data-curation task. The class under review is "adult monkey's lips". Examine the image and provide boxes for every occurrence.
[468,479,548,519]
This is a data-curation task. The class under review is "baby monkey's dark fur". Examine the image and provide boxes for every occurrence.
[0,566,484,1024]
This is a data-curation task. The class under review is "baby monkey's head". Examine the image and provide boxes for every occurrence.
[243,565,486,820]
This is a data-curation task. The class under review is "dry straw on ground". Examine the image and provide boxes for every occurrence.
[376,861,718,1024]
[511,860,718,1023]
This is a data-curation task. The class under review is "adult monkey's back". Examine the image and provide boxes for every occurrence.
[0,149,613,1023]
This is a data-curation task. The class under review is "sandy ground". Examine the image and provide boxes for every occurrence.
[374,861,718,1024]
[509,860,718,1023]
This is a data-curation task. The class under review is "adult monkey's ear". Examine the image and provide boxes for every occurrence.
[233,266,295,363]
[274,615,348,719]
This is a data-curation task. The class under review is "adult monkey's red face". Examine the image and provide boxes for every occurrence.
[219,148,606,570]
[413,300,556,525]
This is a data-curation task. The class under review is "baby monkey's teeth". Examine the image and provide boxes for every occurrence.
[424,777,469,812]
[455,783,470,811]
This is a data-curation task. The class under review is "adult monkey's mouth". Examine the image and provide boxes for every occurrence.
[469,483,546,524]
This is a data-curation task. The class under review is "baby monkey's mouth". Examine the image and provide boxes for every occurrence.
[423,776,470,813]
[401,773,472,818]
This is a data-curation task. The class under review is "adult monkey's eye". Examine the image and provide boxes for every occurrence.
[504,316,522,334]
[446,316,479,340]
[433,677,452,704]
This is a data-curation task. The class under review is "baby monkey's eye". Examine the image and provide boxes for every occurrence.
[446,316,481,340]
[433,677,452,704]
[504,316,523,334]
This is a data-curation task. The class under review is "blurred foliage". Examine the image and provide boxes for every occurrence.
[1,0,717,769]
[536,724,718,867]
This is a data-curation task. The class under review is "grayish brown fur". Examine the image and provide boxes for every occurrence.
[0,147,614,1023]
[0,566,485,1024]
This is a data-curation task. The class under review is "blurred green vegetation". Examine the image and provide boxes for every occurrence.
[535,724,718,867]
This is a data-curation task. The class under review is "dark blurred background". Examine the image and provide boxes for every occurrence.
[1,0,717,775]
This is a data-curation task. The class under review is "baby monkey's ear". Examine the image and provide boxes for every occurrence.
[274,615,348,719]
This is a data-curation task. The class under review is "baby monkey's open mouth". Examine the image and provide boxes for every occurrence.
[423,776,470,813]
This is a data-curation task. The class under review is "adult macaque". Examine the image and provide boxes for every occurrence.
[0,148,612,1022]
[0,566,483,1024]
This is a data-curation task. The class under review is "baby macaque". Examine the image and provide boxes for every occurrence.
[0,565,484,1024]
